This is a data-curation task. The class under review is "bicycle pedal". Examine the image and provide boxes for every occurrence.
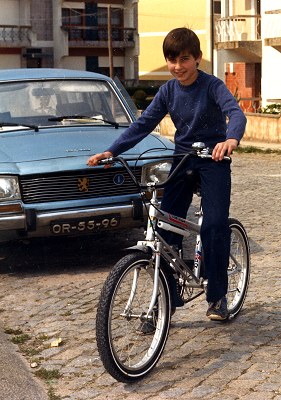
[137,321,156,335]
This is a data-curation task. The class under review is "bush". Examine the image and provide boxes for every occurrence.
[126,86,160,110]
[259,103,281,115]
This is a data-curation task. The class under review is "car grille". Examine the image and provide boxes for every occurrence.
[20,167,142,204]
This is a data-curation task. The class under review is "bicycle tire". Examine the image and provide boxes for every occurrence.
[227,218,250,317]
[96,252,171,383]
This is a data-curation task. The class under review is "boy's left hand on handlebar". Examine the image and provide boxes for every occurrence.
[212,139,238,161]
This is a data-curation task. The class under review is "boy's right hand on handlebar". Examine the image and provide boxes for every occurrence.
[212,139,238,161]
[87,151,113,167]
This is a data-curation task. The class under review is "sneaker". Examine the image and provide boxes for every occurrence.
[206,296,228,321]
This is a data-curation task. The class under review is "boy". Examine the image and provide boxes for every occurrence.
[87,27,247,321]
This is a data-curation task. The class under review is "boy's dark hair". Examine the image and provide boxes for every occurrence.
[163,27,201,59]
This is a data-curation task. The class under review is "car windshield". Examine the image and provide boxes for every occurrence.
[0,79,132,128]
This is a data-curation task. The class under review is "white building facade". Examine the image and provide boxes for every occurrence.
[0,0,139,85]
[214,0,281,109]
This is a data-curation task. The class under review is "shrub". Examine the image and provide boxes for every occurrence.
[259,103,281,115]
[126,86,160,110]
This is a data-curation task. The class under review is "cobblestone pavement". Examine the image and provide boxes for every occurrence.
[0,153,281,400]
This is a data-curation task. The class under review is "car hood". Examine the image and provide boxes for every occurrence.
[0,125,174,175]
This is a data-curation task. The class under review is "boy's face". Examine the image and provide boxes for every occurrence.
[166,51,202,86]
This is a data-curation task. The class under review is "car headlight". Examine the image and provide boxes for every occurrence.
[141,161,172,185]
[0,177,21,201]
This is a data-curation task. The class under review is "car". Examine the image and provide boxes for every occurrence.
[0,68,174,243]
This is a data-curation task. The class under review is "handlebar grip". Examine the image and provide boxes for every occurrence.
[199,153,231,161]
[98,157,114,165]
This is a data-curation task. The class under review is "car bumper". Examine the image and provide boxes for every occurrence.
[0,199,147,242]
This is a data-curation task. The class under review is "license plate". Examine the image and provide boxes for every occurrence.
[50,214,120,235]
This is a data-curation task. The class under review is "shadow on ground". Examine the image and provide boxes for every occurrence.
[0,228,144,274]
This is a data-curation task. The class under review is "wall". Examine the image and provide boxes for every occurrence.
[61,56,86,70]
[0,0,19,24]
[261,0,281,105]
[0,54,21,69]
[157,113,281,144]
[138,0,211,83]
[225,62,261,112]
[243,113,281,143]
[261,45,281,105]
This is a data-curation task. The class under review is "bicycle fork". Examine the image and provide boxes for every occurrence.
[121,242,161,322]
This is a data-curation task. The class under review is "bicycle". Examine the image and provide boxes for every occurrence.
[95,142,250,383]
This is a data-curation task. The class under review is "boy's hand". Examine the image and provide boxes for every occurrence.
[87,151,113,167]
[212,139,238,161]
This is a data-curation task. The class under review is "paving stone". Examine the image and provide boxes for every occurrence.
[0,153,281,399]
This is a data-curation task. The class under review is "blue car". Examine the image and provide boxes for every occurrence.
[0,69,174,243]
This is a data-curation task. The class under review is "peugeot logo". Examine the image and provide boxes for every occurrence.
[113,173,125,185]
[78,177,90,192]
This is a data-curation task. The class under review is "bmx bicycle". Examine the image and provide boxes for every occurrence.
[95,142,250,383]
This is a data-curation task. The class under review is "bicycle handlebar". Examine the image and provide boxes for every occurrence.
[98,144,231,190]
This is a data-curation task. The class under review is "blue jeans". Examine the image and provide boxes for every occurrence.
[160,157,231,303]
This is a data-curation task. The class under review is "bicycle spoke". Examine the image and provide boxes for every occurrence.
[96,253,171,382]
[227,219,250,316]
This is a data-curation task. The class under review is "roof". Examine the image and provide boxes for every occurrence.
[0,68,111,82]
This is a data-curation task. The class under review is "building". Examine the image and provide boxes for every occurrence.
[0,0,138,84]
[137,0,281,110]
[0,0,280,110]
[214,0,281,111]
[137,0,213,86]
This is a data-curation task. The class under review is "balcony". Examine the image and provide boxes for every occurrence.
[215,15,262,59]
[264,10,281,52]
[62,26,135,49]
[0,25,32,47]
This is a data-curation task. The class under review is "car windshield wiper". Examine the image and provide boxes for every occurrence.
[0,121,39,132]
[48,115,120,129]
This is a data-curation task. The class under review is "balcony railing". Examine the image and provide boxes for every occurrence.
[239,97,262,113]
[215,15,261,43]
[0,25,31,46]
[62,26,135,48]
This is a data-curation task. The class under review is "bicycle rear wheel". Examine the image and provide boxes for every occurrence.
[96,252,171,383]
[227,218,250,317]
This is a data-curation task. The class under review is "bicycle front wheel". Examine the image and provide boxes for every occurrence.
[96,252,171,383]
[227,218,250,317]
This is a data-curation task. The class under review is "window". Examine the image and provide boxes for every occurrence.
[97,7,123,41]
[213,1,221,15]
[62,8,84,40]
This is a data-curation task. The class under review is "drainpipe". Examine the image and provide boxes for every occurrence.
[107,5,114,78]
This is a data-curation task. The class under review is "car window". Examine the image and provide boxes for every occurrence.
[0,79,132,127]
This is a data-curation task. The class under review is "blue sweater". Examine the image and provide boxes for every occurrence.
[107,70,247,155]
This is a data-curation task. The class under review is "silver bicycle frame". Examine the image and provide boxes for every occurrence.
[134,189,206,318]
